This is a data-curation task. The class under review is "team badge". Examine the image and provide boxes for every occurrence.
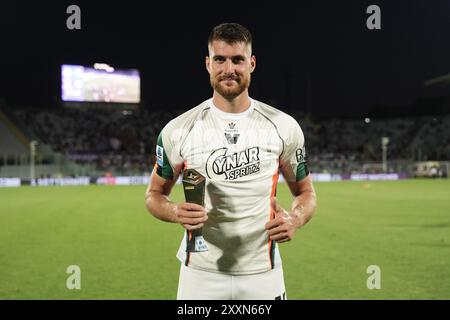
[225,122,240,144]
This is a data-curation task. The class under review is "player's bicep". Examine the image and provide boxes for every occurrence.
[146,168,179,197]
[285,173,314,197]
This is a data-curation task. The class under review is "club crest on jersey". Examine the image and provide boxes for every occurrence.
[206,147,260,180]
[224,122,240,144]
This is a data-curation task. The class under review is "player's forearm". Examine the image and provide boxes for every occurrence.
[291,190,317,228]
[145,191,178,223]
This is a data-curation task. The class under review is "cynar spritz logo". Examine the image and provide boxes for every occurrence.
[206,147,260,180]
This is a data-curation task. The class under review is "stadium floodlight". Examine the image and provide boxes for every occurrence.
[424,73,450,86]
[381,137,389,173]
[93,63,114,72]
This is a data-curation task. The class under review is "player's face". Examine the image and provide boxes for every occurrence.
[206,40,256,100]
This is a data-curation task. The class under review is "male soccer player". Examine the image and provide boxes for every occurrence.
[145,23,317,300]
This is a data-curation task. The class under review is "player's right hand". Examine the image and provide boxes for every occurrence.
[174,202,208,230]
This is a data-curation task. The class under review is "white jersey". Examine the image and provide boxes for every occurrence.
[155,98,309,275]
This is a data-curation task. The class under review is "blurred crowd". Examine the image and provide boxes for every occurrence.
[13,107,178,174]
[10,105,450,175]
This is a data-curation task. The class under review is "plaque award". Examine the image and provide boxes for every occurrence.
[182,169,208,252]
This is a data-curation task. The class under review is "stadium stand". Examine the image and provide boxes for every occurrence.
[0,119,28,157]
[8,105,180,176]
[1,99,449,178]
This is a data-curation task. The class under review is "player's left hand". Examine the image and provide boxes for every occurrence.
[265,197,300,243]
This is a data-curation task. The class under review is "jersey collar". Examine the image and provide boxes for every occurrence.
[209,98,255,120]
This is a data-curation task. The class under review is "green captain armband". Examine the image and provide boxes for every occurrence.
[296,162,310,181]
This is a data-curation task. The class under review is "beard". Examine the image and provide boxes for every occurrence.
[210,73,251,100]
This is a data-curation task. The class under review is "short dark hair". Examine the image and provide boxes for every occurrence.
[208,23,252,46]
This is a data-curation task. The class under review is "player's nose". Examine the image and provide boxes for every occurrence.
[224,59,234,73]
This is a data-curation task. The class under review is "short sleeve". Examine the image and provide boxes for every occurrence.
[279,120,310,182]
[155,128,183,180]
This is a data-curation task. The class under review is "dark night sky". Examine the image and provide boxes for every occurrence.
[1,0,450,117]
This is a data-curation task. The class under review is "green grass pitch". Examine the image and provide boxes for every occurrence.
[0,179,449,299]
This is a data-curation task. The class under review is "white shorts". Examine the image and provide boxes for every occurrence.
[177,264,287,300]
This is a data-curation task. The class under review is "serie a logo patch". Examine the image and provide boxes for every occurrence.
[156,145,164,166]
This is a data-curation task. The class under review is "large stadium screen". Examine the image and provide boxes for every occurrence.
[61,64,140,103]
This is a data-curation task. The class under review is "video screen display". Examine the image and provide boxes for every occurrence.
[61,64,140,103]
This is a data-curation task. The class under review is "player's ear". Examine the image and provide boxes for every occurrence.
[205,56,211,74]
[250,55,256,73]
